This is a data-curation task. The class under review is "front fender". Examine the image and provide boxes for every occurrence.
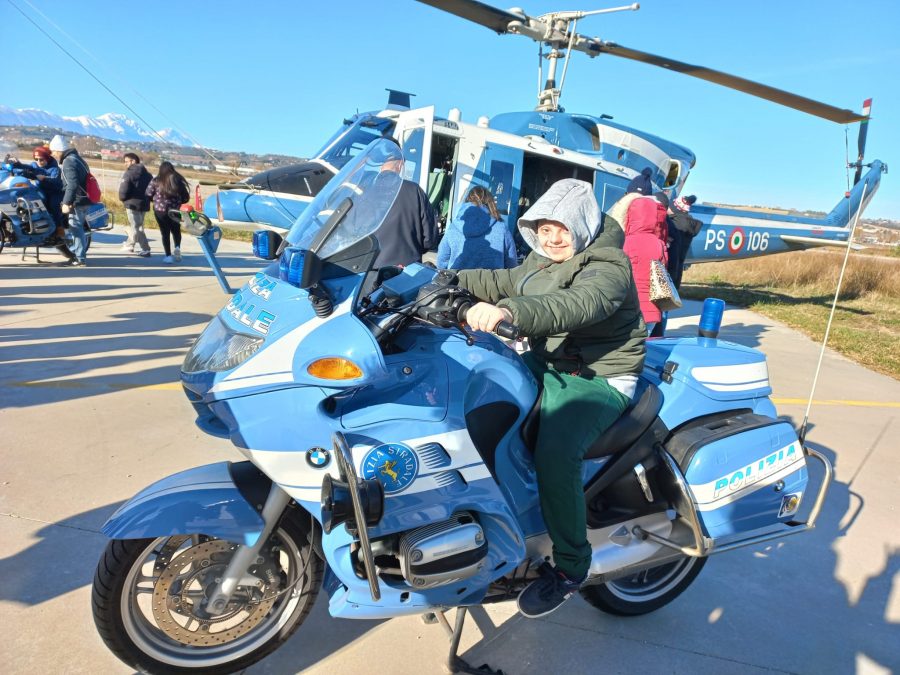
[102,461,271,545]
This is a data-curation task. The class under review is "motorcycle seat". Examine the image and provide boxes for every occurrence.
[584,382,662,459]
[521,381,662,460]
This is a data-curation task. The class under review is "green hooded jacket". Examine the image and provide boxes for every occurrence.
[456,181,646,379]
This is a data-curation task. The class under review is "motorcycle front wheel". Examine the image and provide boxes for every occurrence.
[580,555,706,616]
[92,517,322,674]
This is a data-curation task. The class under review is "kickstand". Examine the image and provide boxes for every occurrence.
[428,608,504,675]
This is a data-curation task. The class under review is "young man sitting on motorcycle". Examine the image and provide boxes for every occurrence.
[457,178,647,618]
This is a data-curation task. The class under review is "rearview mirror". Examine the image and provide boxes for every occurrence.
[169,208,212,237]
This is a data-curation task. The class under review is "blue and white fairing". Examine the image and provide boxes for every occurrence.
[183,140,529,616]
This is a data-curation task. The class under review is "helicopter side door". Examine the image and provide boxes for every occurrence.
[482,143,523,230]
[450,134,523,233]
[391,106,435,191]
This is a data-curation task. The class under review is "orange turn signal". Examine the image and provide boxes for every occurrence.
[307,358,363,380]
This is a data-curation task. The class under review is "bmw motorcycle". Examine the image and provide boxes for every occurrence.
[0,158,110,261]
[92,139,832,674]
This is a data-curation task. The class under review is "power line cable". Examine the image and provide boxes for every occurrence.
[18,0,221,163]
[7,0,227,168]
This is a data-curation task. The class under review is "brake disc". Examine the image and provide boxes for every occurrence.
[150,539,281,646]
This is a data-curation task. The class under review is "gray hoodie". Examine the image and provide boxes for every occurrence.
[457,178,646,379]
[517,179,602,258]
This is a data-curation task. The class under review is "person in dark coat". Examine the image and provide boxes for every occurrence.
[52,135,91,266]
[371,156,437,268]
[459,179,646,618]
[666,195,701,289]
[625,167,654,195]
[118,153,153,256]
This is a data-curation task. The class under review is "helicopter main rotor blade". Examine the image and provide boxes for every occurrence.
[584,41,865,124]
[415,0,521,34]
[416,0,866,124]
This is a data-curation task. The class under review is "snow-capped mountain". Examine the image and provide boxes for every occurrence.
[0,105,195,147]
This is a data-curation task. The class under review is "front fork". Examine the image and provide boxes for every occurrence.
[205,483,292,614]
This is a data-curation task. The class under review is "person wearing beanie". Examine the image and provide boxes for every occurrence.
[625,167,654,195]
[665,193,702,288]
[457,179,646,618]
[52,135,91,266]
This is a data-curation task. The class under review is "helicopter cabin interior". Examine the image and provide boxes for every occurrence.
[420,126,597,236]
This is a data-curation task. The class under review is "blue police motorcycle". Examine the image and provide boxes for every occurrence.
[92,139,832,674]
[0,158,110,261]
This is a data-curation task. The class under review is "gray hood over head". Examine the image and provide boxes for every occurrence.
[517,179,602,258]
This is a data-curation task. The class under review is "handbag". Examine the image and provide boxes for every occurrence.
[649,258,683,311]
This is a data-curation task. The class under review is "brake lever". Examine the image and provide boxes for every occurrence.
[455,323,475,346]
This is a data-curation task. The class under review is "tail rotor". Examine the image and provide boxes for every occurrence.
[852,98,872,186]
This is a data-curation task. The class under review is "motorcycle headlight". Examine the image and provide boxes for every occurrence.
[182,317,264,373]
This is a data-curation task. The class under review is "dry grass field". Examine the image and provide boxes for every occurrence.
[682,250,900,379]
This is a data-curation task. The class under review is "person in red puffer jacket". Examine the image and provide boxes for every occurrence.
[622,192,669,333]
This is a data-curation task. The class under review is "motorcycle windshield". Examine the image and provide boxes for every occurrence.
[286,138,404,260]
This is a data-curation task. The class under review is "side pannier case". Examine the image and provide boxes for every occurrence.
[666,413,808,544]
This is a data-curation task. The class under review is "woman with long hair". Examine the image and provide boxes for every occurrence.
[146,161,190,263]
[437,186,517,270]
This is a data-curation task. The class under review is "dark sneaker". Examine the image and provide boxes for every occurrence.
[517,563,585,619]
[63,258,85,267]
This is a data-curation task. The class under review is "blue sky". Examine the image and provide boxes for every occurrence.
[3,0,899,219]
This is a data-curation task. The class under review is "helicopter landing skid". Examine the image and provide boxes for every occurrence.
[426,608,504,675]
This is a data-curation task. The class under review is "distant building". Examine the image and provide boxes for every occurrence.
[101,149,125,160]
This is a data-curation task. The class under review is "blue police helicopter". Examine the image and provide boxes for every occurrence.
[204,0,886,265]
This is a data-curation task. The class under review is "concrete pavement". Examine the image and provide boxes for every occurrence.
[1,230,898,674]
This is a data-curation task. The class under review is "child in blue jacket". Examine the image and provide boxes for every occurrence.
[437,186,517,270]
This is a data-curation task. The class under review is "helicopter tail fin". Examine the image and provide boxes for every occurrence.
[825,160,885,228]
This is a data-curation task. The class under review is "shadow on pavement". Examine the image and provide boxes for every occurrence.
[462,443,899,674]
[0,502,122,607]
[0,310,212,407]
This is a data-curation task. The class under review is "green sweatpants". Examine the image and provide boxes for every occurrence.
[524,353,630,580]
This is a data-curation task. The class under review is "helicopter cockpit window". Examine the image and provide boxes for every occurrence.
[664,160,680,188]
[572,117,601,152]
[315,116,395,170]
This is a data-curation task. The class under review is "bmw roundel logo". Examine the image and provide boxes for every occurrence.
[306,447,330,468]
[361,443,419,494]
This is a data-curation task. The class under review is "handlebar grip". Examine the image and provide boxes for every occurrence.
[494,321,520,340]
[458,304,520,340]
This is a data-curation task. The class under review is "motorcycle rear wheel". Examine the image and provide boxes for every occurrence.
[92,517,322,674]
[580,555,705,616]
